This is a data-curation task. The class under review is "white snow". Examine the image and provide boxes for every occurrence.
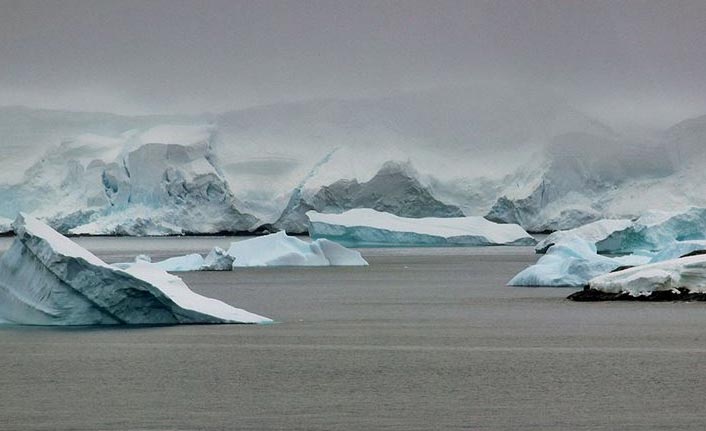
[535,218,634,253]
[227,231,368,267]
[0,216,13,234]
[151,253,206,272]
[589,254,706,296]
[307,208,535,247]
[0,213,271,325]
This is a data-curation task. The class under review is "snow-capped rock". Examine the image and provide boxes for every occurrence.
[307,208,535,247]
[0,214,271,325]
[585,254,706,298]
[273,161,464,233]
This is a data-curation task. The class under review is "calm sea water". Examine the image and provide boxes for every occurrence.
[1,237,706,430]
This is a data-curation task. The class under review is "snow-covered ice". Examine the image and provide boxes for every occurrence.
[0,214,271,325]
[647,240,706,263]
[0,216,12,234]
[509,237,650,287]
[588,254,706,297]
[307,209,536,247]
[536,208,706,254]
[535,218,634,253]
[227,231,368,267]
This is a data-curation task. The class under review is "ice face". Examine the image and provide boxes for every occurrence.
[589,254,706,296]
[509,237,650,287]
[307,208,535,247]
[227,231,368,267]
[0,124,257,235]
[0,214,271,325]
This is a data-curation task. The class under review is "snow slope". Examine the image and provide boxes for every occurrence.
[0,214,270,325]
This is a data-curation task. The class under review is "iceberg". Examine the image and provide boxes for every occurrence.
[569,254,706,300]
[227,231,368,267]
[535,218,634,253]
[306,208,535,247]
[537,208,706,255]
[0,214,271,325]
[203,247,235,270]
[509,237,650,287]
[648,240,706,263]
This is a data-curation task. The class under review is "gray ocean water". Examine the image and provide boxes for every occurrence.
[1,237,706,430]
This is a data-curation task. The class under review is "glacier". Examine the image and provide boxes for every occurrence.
[508,237,650,287]
[0,214,271,325]
[3,90,706,235]
[227,231,368,267]
[307,208,535,247]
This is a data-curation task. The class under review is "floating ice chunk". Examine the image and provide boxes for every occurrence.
[306,208,535,247]
[0,214,270,325]
[509,237,650,287]
[152,253,206,272]
[535,219,633,253]
[203,247,235,270]
[587,254,706,297]
[227,231,368,267]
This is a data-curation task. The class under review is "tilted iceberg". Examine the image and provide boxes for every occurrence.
[0,214,271,325]
[569,254,706,300]
[509,237,650,287]
[227,231,368,267]
[307,209,536,247]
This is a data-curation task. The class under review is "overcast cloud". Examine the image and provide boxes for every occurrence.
[1,0,706,131]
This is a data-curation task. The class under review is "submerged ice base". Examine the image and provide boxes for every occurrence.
[307,208,535,247]
[0,214,271,325]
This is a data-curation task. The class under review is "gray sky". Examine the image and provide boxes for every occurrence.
[2,0,706,130]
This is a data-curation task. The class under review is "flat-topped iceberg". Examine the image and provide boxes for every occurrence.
[306,208,535,247]
[569,254,706,300]
[509,237,650,287]
[0,214,271,325]
[227,231,368,267]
